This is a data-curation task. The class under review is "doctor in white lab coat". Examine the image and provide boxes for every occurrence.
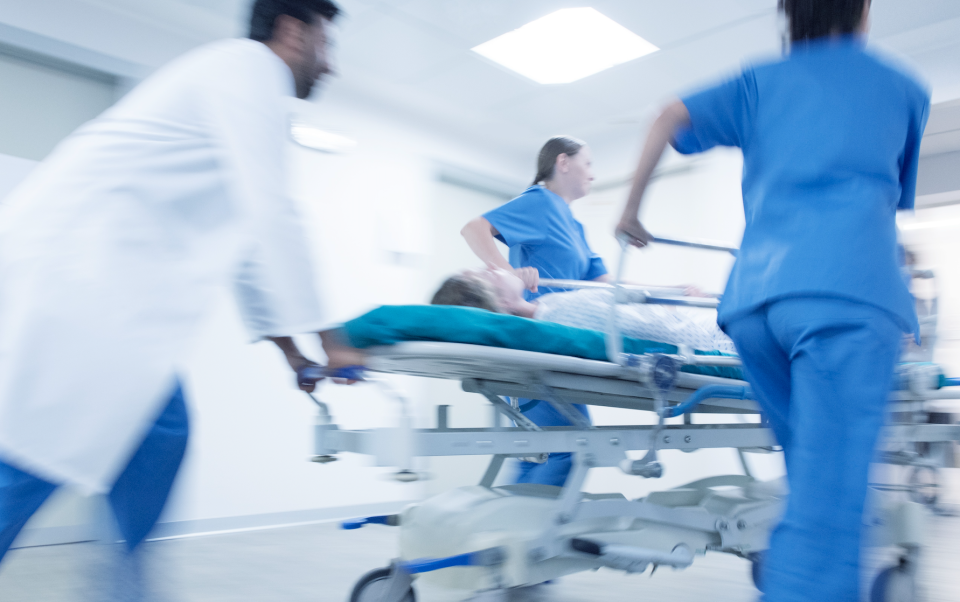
[0,0,343,572]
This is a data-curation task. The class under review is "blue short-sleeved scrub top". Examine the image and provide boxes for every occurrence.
[673,36,929,335]
[483,186,607,300]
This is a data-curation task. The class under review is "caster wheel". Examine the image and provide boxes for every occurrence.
[907,465,940,507]
[748,551,765,592]
[870,563,917,602]
[349,567,416,602]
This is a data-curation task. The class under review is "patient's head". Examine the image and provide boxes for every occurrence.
[431,268,538,318]
[430,273,501,312]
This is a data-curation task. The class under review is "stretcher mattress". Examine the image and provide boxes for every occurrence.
[344,305,745,381]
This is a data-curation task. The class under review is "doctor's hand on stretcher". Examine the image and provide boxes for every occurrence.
[269,333,365,392]
[316,329,367,386]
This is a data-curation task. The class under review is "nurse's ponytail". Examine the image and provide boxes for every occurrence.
[533,136,586,186]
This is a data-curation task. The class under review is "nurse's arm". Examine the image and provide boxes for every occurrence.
[617,101,691,248]
[461,216,511,270]
[462,216,538,292]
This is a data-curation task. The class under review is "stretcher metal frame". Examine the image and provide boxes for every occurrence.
[314,239,960,602]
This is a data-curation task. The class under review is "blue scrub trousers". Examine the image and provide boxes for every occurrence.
[0,383,189,561]
[723,298,901,602]
[513,400,590,487]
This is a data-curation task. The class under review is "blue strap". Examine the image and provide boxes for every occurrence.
[298,363,366,387]
[402,553,476,574]
[326,365,366,381]
[666,385,752,418]
[341,515,393,530]
[400,548,505,574]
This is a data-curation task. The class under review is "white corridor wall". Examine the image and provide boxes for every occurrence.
[0,52,116,161]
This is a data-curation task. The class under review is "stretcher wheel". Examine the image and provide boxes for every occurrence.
[748,552,765,592]
[350,567,416,602]
[870,562,917,602]
[907,465,940,507]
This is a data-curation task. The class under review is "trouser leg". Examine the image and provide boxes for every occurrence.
[108,382,189,550]
[723,309,793,454]
[513,399,590,487]
[724,308,794,596]
[84,383,189,602]
[754,298,901,602]
[0,460,59,563]
[514,453,573,488]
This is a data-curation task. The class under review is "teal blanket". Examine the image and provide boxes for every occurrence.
[344,305,744,380]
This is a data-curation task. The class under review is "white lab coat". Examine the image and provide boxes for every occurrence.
[0,39,327,492]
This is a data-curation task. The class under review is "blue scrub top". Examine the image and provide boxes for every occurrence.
[673,36,929,335]
[483,186,607,300]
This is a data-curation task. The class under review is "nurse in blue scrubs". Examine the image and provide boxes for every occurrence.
[461,136,609,486]
[616,1,928,600]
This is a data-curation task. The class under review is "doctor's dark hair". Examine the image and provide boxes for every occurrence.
[249,0,342,42]
[533,136,586,186]
[778,0,868,43]
[431,275,500,313]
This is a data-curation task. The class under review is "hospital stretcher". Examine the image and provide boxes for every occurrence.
[304,240,960,602]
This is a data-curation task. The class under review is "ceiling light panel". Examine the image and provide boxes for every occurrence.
[472,8,659,85]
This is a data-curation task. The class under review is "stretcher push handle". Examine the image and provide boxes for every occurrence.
[537,279,719,299]
[297,363,366,387]
[653,236,739,257]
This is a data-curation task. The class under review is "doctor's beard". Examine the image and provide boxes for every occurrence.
[295,71,322,100]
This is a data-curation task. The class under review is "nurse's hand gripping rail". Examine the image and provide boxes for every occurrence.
[296,238,958,602]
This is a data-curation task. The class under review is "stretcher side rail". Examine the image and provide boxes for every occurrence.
[891,388,960,401]
[599,236,736,365]
[317,421,958,464]
[364,343,745,385]
[879,424,960,445]
[366,344,948,409]
[317,423,778,465]
[539,279,722,310]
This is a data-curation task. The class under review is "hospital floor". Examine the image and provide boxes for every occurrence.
[1,510,959,602]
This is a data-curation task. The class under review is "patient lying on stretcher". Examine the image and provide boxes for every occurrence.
[431,268,737,354]
[314,269,740,378]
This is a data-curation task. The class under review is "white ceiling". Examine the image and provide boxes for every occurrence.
[3,0,960,181]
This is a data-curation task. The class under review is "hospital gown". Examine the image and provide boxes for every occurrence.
[534,289,736,354]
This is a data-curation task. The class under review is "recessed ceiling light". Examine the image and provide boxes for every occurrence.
[472,8,659,85]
